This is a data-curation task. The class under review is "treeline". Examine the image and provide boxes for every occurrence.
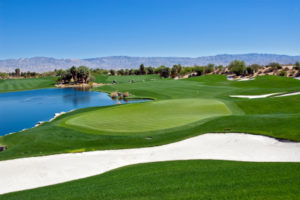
[94,61,300,78]
[1,61,300,80]
[93,64,223,78]
[0,68,56,79]
[107,60,300,78]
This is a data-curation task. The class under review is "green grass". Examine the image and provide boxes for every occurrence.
[61,99,231,134]
[94,74,161,84]
[0,77,56,93]
[1,160,300,200]
[1,75,300,161]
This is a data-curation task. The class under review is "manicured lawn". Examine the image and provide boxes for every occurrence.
[61,99,231,134]
[0,75,300,161]
[1,160,300,200]
[0,77,56,93]
[94,74,160,84]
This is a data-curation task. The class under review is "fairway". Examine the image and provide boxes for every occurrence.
[0,77,56,93]
[62,99,232,133]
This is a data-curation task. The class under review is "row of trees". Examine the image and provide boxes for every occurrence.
[0,68,54,79]
[105,64,222,78]
[227,61,300,76]
[2,61,300,80]
[56,66,93,84]
[105,61,300,78]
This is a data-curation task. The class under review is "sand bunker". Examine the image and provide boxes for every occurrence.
[0,133,300,195]
[275,92,300,97]
[230,93,281,99]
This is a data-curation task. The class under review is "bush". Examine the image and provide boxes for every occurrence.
[294,62,300,70]
[268,62,282,70]
[89,75,95,82]
[279,70,287,76]
[246,67,254,75]
[228,60,246,76]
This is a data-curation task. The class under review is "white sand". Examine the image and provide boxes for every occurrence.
[238,78,255,81]
[275,92,300,97]
[230,93,281,99]
[0,133,300,195]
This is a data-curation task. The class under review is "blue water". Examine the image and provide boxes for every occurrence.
[0,88,139,136]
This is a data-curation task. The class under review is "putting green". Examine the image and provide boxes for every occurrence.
[62,99,232,133]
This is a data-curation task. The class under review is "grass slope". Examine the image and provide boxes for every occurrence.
[1,75,300,161]
[1,160,300,200]
[62,99,231,134]
[0,77,56,93]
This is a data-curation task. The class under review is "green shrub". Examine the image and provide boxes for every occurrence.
[228,60,246,76]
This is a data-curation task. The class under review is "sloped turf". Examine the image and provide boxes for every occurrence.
[1,160,300,200]
[62,99,231,134]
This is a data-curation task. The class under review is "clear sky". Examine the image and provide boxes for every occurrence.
[0,0,299,59]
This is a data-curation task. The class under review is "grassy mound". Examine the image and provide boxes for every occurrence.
[61,99,231,134]
[1,160,300,200]
[0,77,56,93]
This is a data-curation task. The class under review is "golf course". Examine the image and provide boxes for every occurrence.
[0,74,300,199]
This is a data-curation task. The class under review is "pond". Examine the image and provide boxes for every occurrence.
[0,88,141,136]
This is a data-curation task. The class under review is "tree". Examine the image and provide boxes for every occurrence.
[70,66,78,82]
[246,66,254,75]
[294,62,300,70]
[139,64,146,75]
[171,66,177,78]
[228,60,246,76]
[172,64,182,74]
[146,67,154,74]
[194,66,204,76]
[110,69,116,76]
[249,64,261,72]
[77,66,90,83]
[157,66,170,78]
[55,69,65,77]
[279,70,286,76]
[117,69,125,75]
[205,64,215,73]
[267,62,282,70]
[15,68,20,77]
[62,69,72,83]
[125,69,129,75]
[129,69,134,75]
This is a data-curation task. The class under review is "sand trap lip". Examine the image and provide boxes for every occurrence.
[230,91,300,99]
[230,93,281,99]
[0,133,300,195]
[275,92,300,97]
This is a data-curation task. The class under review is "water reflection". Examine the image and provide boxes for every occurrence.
[62,90,92,106]
[0,88,144,136]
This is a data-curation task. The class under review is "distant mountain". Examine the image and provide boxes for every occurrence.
[1,54,300,72]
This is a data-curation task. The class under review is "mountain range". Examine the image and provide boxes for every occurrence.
[1,54,300,72]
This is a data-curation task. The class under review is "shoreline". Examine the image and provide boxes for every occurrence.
[55,82,109,88]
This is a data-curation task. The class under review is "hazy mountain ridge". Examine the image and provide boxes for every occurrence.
[1,54,300,72]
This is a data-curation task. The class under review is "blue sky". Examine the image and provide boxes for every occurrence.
[0,0,299,59]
